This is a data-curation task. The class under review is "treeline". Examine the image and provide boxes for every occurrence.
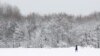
[0,4,100,48]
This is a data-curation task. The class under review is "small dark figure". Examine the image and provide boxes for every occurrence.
[75,45,78,52]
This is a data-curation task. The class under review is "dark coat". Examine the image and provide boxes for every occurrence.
[75,45,78,51]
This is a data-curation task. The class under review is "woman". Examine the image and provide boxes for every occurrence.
[75,45,78,52]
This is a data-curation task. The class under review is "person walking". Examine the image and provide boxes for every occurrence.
[75,45,78,52]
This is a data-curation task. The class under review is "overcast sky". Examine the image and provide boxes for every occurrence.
[1,0,100,16]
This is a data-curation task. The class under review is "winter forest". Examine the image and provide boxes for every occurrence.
[0,4,100,48]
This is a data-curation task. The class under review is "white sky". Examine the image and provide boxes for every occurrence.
[0,0,100,16]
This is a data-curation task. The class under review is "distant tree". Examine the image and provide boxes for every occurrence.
[96,25,100,48]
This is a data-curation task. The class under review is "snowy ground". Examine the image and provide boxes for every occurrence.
[0,47,100,56]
